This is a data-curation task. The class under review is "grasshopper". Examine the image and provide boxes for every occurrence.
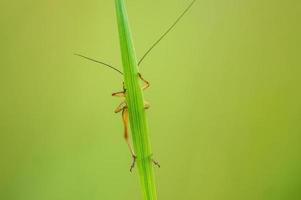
[75,0,196,171]
[111,73,155,171]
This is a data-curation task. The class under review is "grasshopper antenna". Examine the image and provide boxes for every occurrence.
[74,53,123,75]
[138,0,196,66]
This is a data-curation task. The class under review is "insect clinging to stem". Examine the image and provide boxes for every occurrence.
[111,73,158,172]
[75,0,196,172]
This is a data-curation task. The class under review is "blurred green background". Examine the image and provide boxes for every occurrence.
[1,0,300,199]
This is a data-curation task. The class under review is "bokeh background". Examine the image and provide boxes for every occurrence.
[1,0,300,199]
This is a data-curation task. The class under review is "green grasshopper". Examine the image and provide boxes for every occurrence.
[75,0,196,172]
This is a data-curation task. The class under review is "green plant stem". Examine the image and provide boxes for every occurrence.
[115,0,158,200]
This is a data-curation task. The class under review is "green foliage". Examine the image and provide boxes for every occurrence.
[115,0,158,200]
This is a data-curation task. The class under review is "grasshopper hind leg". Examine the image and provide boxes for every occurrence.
[121,107,137,172]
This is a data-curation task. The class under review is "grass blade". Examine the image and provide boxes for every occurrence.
[115,0,158,200]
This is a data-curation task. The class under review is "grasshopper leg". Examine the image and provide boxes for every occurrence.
[144,101,150,109]
[112,91,125,97]
[138,73,150,91]
[151,158,160,168]
[114,100,127,113]
[121,107,137,172]
[112,82,126,97]
[113,87,137,171]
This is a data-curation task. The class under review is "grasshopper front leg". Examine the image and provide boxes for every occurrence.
[138,73,151,109]
[138,73,150,91]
